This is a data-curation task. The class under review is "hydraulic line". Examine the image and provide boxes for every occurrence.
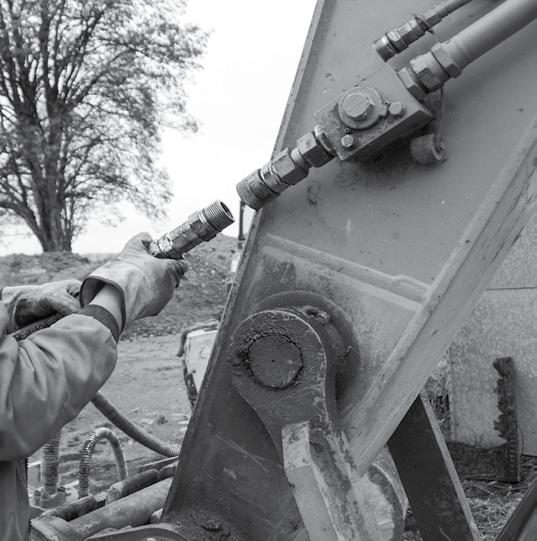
[445,0,537,69]
[400,0,537,95]
[13,317,182,458]
[91,392,181,457]
[40,431,61,497]
[374,0,475,60]
[78,427,128,498]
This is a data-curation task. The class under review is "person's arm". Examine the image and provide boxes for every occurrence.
[0,234,186,461]
[0,309,118,461]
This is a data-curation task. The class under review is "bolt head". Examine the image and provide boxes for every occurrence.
[388,101,406,117]
[340,92,374,120]
[340,134,355,149]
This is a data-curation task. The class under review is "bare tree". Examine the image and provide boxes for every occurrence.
[0,0,206,251]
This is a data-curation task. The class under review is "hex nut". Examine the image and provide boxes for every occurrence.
[260,163,287,193]
[397,67,426,101]
[410,53,447,91]
[341,134,354,149]
[271,148,308,186]
[296,131,332,167]
[399,19,424,44]
[431,43,463,78]
[386,28,405,53]
[388,101,406,117]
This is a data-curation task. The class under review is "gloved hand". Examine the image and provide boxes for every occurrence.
[80,232,187,330]
[2,279,81,329]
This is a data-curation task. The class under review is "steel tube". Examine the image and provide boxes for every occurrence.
[68,478,173,539]
[400,0,537,96]
[105,469,159,504]
[443,0,537,70]
[374,0,474,61]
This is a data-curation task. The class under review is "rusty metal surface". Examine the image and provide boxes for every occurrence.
[162,1,537,539]
[450,215,537,456]
[449,287,537,455]
[448,358,521,482]
[388,395,481,541]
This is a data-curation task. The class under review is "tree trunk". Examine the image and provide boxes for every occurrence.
[35,204,73,252]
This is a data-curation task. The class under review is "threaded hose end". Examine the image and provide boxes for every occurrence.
[202,201,234,232]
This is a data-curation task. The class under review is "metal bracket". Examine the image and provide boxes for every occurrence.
[228,307,381,541]
[388,394,481,541]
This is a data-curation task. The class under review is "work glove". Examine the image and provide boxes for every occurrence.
[2,279,81,330]
[80,232,187,330]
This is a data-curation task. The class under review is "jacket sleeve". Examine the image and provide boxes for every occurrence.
[0,311,117,461]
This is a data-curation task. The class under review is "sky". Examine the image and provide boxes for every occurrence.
[0,0,317,255]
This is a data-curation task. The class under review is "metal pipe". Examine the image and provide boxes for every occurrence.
[78,427,128,498]
[149,200,234,259]
[42,494,104,521]
[443,0,537,69]
[400,0,537,96]
[91,391,181,457]
[105,469,159,504]
[31,478,173,540]
[374,0,474,61]
[68,478,173,539]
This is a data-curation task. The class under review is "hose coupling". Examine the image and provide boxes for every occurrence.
[149,201,234,259]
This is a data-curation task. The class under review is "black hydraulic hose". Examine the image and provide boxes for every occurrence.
[91,392,180,457]
[12,316,181,459]
[78,427,128,498]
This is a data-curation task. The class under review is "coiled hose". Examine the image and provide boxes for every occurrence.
[41,432,61,497]
[78,427,127,498]
[12,315,181,460]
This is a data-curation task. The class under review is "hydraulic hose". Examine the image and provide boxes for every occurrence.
[443,0,537,69]
[13,316,182,458]
[78,427,128,498]
[91,392,181,457]
[40,432,61,497]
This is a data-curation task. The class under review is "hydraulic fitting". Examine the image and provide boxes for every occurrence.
[236,127,334,210]
[373,0,473,61]
[399,0,537,97]
[149,201,234,259]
